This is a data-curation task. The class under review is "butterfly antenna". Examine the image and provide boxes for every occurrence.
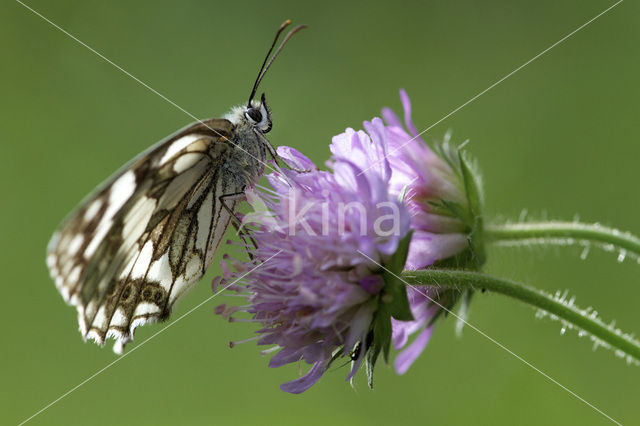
[247,20,307,107]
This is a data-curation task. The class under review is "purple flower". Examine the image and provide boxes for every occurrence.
[217,90,481,389]
[215,147,411,393]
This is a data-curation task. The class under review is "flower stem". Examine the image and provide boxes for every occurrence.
[402,269,640,362]
[484,221,640,260]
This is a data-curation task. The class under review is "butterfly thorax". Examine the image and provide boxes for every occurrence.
[224,120,268,187]
[223,100,272,185]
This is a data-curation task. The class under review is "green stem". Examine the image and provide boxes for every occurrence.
[484,221,640,260]
[401,269,640,362]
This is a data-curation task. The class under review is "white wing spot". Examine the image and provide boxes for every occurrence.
[169,276,189,305]
[59,233,72,252]
[131,241,154,279]
[159,135,202,165]
[167,256,203,307]
[122,196,156,247]
[93,305,108,330]
[120,253,137,280]
[108,171,136,215]
[84,171,137,260]
[69,293,81,307]
[133,302,161,317]
[173,153,204,173]
[85,299,98,322]
[158,165,206,210]
[67,234,84,256]
[84,224,109,259]
[59,283,69,301]
[78,312,88,336]
[60,260,74,277]
[110,308,128,328]
[83,198,102,222]
[67,265,82,284]
[147,252,173,291]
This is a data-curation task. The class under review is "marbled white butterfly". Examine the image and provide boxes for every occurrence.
[46,20,305,354]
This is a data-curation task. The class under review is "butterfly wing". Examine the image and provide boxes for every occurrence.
[47,119,243,353]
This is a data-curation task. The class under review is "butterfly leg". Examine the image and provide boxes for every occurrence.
[253,128,310,173]
[219,191,259,254]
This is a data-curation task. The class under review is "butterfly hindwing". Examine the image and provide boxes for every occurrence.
[47,119,241,353]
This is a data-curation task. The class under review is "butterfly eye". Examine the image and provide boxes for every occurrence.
[246,108,263,124]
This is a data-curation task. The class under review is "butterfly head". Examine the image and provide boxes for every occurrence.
[245,93,272,133]
[225,93,272,133]
[234,20,304,135]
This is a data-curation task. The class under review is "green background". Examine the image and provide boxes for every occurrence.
[2,0,638,424]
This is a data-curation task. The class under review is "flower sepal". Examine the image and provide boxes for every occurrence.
[381,230,414,322]
[362,231,414,388]
[365,305,391,389]
[432,139,486,268]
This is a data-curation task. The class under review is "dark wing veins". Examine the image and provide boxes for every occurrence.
[47,119,244,353]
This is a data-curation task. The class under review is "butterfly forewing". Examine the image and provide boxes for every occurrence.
[47,119,240,353]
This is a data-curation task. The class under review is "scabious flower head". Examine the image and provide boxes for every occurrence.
[216,90,484,390]
[215,146,412,393]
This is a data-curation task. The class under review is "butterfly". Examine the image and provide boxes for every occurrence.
[46,20,306,354]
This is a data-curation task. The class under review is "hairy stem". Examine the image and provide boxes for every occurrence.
[402,269,640,362]
[484,221,640,260]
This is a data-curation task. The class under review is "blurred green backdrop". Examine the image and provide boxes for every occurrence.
[2,0,638,424]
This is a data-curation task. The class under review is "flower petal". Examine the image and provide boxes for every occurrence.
[276,146,317,171]
[394,327,433,375]
[399,88,420,139]
[280,360,329,394]
[269,348,304,368]
[381,106,402,129]
[405,231,469,270]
